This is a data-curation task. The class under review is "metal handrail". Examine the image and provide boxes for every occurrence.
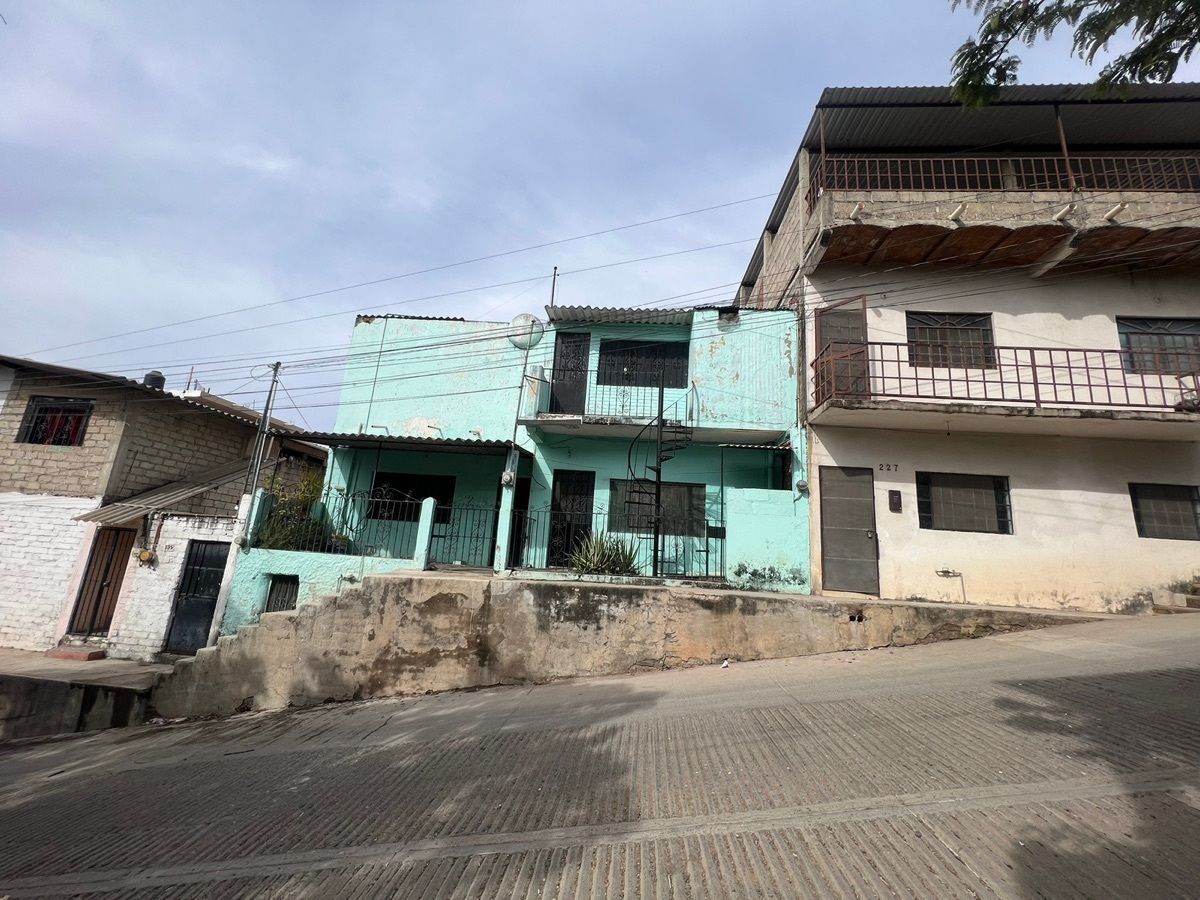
[812,340,1200,411]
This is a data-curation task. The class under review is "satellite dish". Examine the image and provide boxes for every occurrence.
[508,313,545,350]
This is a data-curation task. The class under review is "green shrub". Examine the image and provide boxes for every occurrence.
[569,532,639,576]
[254,469,328,551]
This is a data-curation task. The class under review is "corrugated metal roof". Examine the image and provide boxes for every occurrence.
[800,83,1200,151]
[75,458,249,524]
[272,431,530,455]
[545,305,694,326]
[355,314,468,323]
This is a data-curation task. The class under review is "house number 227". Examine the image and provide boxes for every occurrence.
[878,464,899,471]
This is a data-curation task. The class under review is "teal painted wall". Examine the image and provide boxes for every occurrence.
[725,488,810,592]
[222,548,419,635]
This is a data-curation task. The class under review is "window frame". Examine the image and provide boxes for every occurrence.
[368,472,456,524]
[1128,482,1200,541]
[1116,317,1200,375]
[16,396,95,447]
[608,479,707,537]
[915,471,1013,535]
[596,339,689,389]
[905,312,997,370]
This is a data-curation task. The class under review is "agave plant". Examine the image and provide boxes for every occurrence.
[569,532,639,576]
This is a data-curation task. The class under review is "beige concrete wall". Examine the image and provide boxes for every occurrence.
[810,427,1200,613]
[151,574,1089,718]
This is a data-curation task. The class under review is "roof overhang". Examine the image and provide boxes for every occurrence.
[546,305,694,327]
[273,431,531,456]
[75,458,251,525]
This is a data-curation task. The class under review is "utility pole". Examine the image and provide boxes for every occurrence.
[549,266,558,307]
[243,361,282,497]
[652,370,664,578]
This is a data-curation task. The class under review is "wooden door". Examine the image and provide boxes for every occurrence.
[164,540,230,654]
[819,466,880,594]
[548,469,595,567]
[549,332,591,414]
[814,296,868,403]
[69,527,137,636]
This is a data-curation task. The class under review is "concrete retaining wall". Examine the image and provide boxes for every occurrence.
[0,675,150,739]
[152,574,1092,719]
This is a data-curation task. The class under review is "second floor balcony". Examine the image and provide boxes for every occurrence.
[811,340,1200,440]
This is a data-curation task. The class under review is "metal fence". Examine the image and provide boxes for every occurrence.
[510,506,726,580]
[253,489,424,558]
[806,154,1200,213]
[813,341,1200,411]
[428,504,499,569]
[539,367,693,424]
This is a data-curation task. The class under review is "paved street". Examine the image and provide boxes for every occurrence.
[1,615,1198,898]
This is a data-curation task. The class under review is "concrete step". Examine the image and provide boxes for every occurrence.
[1153,604,1200,615]
[44,646,107,661]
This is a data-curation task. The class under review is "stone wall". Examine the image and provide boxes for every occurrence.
[152,573,1092,718]
[105,515,237,661]
[0,493,99,649]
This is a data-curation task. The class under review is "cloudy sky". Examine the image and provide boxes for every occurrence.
[3,1,1194,427]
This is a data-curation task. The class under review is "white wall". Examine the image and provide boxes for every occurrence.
[804,266,1200,410]
[0,366,14,416]
[810,427,1199,613]
[0,493,101,649]
[106,515,236,661]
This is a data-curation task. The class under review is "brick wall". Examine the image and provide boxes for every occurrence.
[106,515,236,661]
[0,492,99,649]
[0,374,128,498]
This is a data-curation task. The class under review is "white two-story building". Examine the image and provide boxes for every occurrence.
[739,84,1200,613]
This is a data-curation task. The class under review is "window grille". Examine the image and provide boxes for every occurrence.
[1117,318,1200,375]
[264,574,299,613]
[16,396,94,446]
[1129,483,1200,541]
[916,472,1012,534]
[608,480,706,537]
[596,340,689,388]
[906,312,996,369]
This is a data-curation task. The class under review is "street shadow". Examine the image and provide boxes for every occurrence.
[997,666,1200,898]
[0,679,659,895]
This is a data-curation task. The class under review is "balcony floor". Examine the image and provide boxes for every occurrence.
[809,398,1200,440]
[521,415,788,445]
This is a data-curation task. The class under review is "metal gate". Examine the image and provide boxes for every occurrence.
[164,540,230,654]
[428,505,499,569]
[69,527,137,636]
[819,466,880,594]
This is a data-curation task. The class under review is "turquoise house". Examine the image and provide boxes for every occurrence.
[224,304,808,632]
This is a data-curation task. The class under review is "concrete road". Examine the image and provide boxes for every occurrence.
[1,615,1198,899]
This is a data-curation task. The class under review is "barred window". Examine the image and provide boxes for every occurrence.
[368,472,455,523]
[1117,318,1200,375]
[264,574,299,613]
[916,471,1012,534]
[608,480,706,537]
[16,396,94,446]
[1129,483,1200,541]
[597,340,688,388]
[906,312,996,369]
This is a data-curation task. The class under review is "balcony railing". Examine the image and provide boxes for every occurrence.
[813,341,1200,412]
[806,154,1200,214]
[530,367,694,424]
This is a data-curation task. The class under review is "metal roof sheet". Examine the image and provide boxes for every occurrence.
[75,458,250,524]
[545,305,694,326]
[800,83,1200,151]
[272,431,530,456]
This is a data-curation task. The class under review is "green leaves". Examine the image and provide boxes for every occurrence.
[569,532,639,576]
[950,1,1200,106]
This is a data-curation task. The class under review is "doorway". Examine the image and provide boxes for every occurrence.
[819,466,880,594]
[164,540,230,654]
[548,469,595,567]
[814,296,869,403]
[549,332,591,414]
[69,527,138,637]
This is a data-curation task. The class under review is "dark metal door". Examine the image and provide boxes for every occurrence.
[549,332,591,414]
[164,540,230,654]
[815,296,868,403]
[819,466,880,594]
[69,527,137,636]
[548,469,595,566]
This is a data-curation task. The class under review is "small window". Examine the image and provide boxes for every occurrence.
[597,340,688,388]
[1117,318,1200,374]
[16,396,94,446]
[916,471,1012,534]
[1129,483,1200,541]
[906,312,996,369]
[369,472,455,523]
[264,574,299,613]
[608,480,706,537]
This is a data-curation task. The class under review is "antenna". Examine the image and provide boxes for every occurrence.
[549,266,558,307]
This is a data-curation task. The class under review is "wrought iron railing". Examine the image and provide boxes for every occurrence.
[510,506,725,580]
[252,489,423,558]
[812,341,1200,411]
[805,154,1200,214]
[534,367,694,424]
[428,503,499,569]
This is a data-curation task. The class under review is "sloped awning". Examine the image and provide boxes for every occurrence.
[275,431,532,456]
[75,458,251,525]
